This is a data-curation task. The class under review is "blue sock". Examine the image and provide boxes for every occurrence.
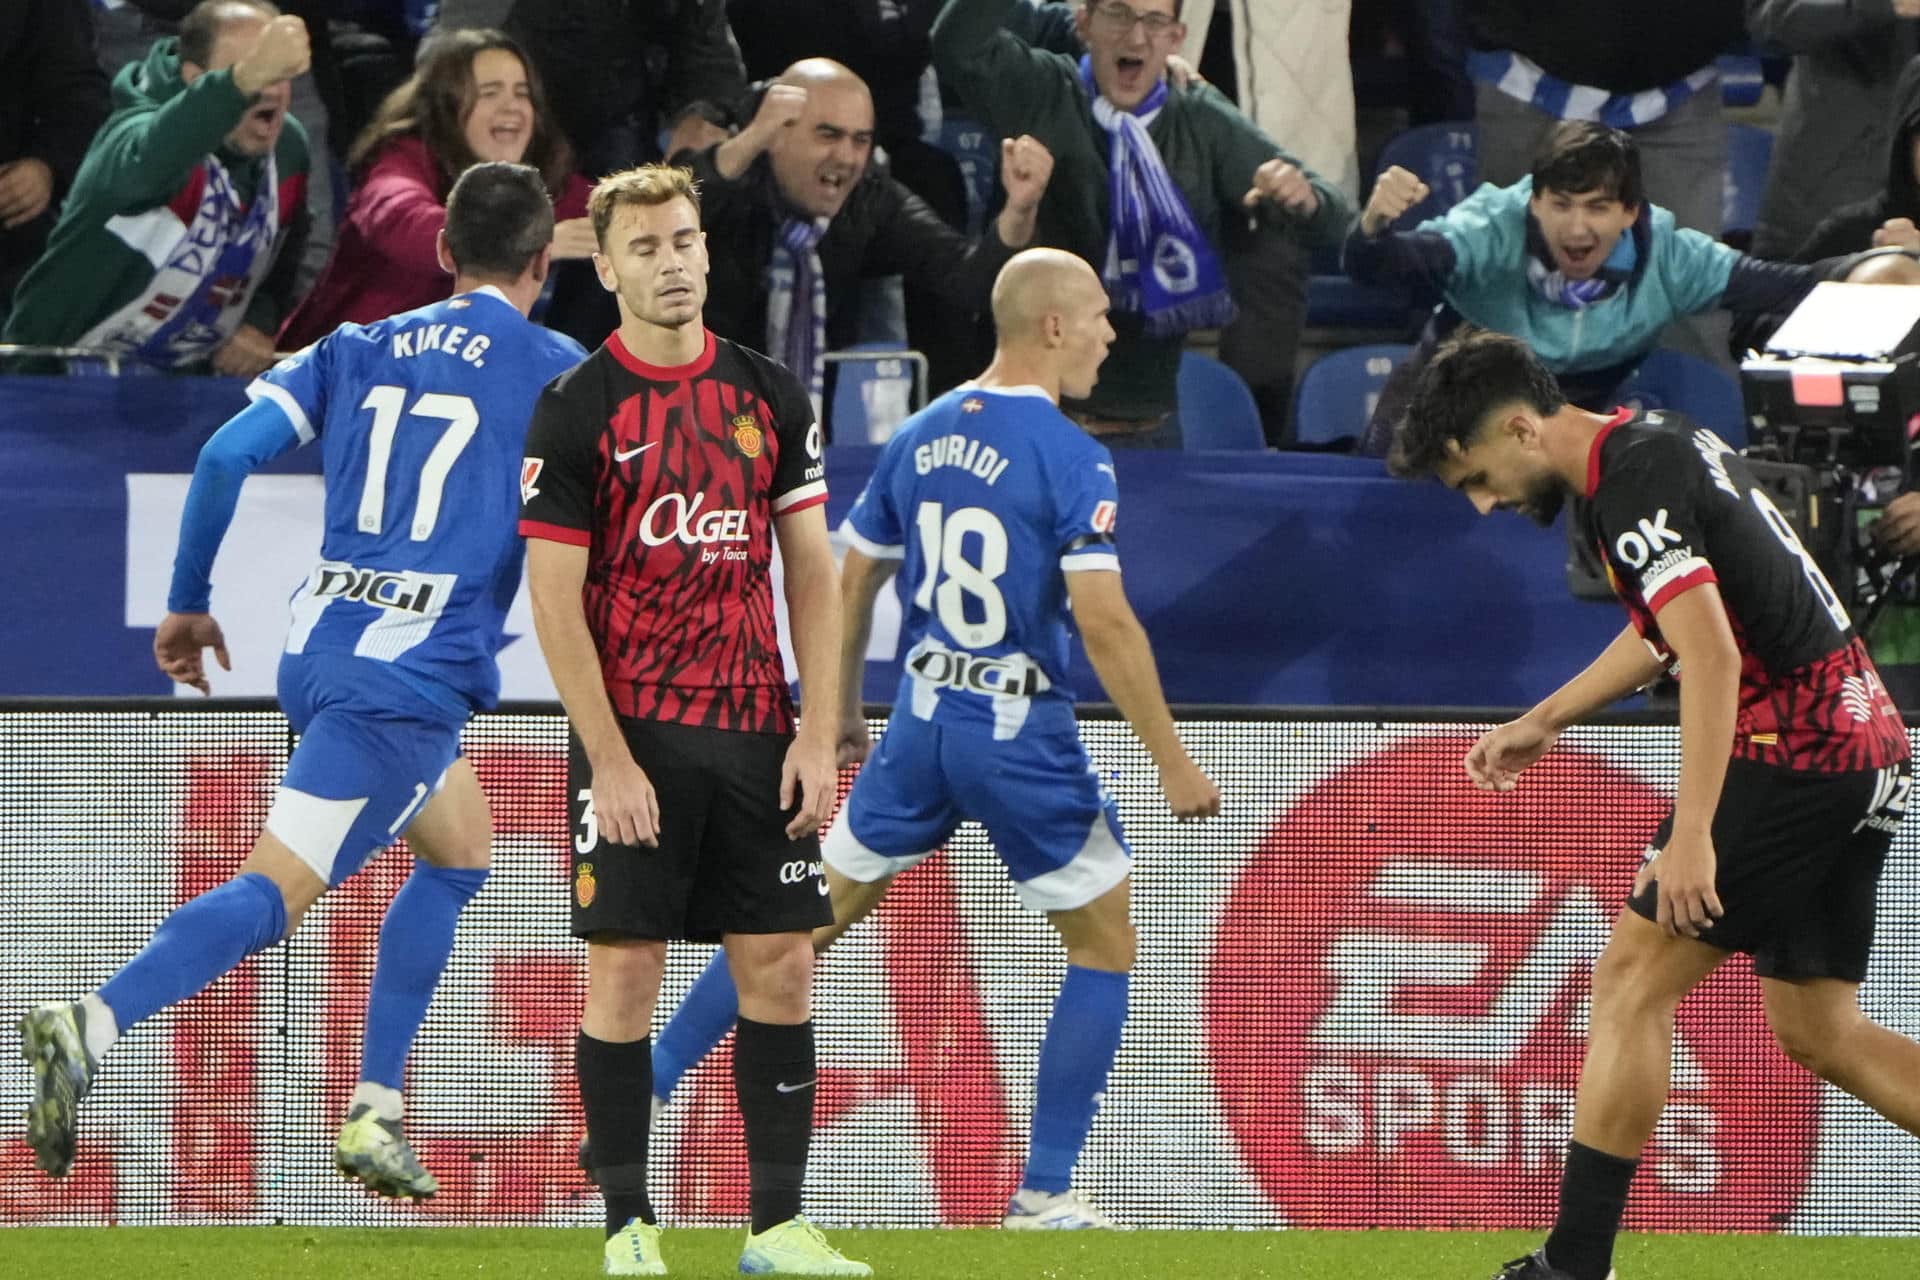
[95,872,288,1031]
[652,951,739,1102]
[1022,965,1129,1195]
[359,863,489,1091]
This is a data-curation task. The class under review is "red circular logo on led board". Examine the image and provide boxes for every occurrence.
[1205,734,1819,1230]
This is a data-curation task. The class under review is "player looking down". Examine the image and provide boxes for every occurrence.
[1390,328,1920,1280]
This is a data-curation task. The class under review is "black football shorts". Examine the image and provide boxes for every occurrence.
[1630,756,1910,982]
[567,717,834,942]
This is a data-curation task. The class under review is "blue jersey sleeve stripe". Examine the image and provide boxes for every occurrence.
[841,521,905,560]
[247,377,316,444]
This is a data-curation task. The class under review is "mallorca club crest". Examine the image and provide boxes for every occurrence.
[575,861,596,909]
[731,413,764,459]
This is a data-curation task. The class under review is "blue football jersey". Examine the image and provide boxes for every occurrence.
[843,386,1120,740]
[249,288,586,709]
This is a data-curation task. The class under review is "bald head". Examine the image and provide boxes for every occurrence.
[992,249,1106,337]
[987,248,1115,400]
[766,58,874,218]
[1845,251,1920,287]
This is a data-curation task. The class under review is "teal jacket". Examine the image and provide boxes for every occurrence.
[1345,177,1829,376]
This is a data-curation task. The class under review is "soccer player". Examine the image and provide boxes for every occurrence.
[17,162,587,1201]
[648,246,1222,1230]
[518,165,864,1277]
[1389,328,1920,1280]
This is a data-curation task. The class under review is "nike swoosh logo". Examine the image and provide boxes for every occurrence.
[614,442,657,463]
[774,1080,816,1094]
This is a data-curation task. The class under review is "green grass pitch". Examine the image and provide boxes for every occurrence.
[4,1227,1919,1278]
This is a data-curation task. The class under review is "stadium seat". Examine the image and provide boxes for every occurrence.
[828,343,922,444]
[1723,123,1774,247]
[1613,348,1748,446]
[1373,122,1479,229]
[1308,123,1478,331]
[1292,344,1411,448]
[1176,351,1265,450]
[933,115,998,236]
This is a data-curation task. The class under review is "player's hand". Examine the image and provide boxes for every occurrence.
[1464,713,1560,791]
[836,714,872,768]
[592,753,660,848]
[1875,217,1920,251]
[1167,53,1205,91]
[232,15,311,96]
[999,135,1054,212]
[665,113,730,162]
[1244,157,1318,216]
[0,158,54,230]
[1875,491,1920,556]
[1160,756,1221,821]
[782,731,837,839]
[154,611,231,695]
[550,216,599,260]
[211,324,278,378]
[1633,828,1725,939]
[1360,164,1431,236]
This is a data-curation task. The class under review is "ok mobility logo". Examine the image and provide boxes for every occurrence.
[1205,736,1820,1229]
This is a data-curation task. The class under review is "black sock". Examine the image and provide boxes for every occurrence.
[733,1016,815,1234]
[1544,1141,1639,1280]
[577,1032,657,1234]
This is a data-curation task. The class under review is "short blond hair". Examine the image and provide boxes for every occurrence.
[588,165,702,247]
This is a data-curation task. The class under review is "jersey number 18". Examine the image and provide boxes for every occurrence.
[913,503,1010,648]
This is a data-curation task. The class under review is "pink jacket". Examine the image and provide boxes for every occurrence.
[280,134,590,350]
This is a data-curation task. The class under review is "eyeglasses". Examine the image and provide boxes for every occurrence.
[1090,1,1181,38]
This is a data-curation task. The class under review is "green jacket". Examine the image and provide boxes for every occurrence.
[931,0,1354,418]
[5,37,309,369]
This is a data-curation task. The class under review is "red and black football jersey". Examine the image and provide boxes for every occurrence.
[519,329,826,733]
[1579,408,1907,772]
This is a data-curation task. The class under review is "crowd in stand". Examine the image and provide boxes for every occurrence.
[6,0,1920,449]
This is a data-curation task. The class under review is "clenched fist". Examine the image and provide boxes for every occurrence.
[1361,164,1431,236]
[231,15,310,95]
[1244,157,1318,216]
[1874,217,1920,251]
[1000,135,1055,212]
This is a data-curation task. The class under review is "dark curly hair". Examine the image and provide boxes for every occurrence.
[348,29,573,197]
[1387,328,1565,479]
[1531,120,1643,208]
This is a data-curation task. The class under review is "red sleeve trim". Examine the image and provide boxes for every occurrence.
[1646,564,1719,615]
[519,519,591,547]
[772,491,829,519]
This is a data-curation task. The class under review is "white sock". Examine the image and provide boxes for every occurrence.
[79,993,119,1063]
[351,1081,404,1123]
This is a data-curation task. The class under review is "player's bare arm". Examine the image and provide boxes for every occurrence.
[525,538,660,848]
[1466,625,1666,792]
[835,546,900,766]
[775,504,843,838]
[153,612,232,696]
[1633,583,1739,939]
[1065,569,1220,820]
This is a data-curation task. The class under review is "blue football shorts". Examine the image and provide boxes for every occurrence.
[823,711,1131,912]
[266,652,465,887]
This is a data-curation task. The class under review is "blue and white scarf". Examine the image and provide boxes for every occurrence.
[1079,57,1236,338]
[1523,209,1640,310]
[1469,50,1719,128]
[766,215,829,420]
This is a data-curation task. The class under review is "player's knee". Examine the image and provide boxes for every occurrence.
[1766,993,1862,1081]
[731,933,815,1021]
[1589,935,1680,1025]
[584,938,667,1036]
[1066,917,1136,973]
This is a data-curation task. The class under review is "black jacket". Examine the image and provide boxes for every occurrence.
[506,0,747,157]
[0,0,110,316]
[1466,0,1745,92]
[1794,55,1920,262]
[685,144,1014,393]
